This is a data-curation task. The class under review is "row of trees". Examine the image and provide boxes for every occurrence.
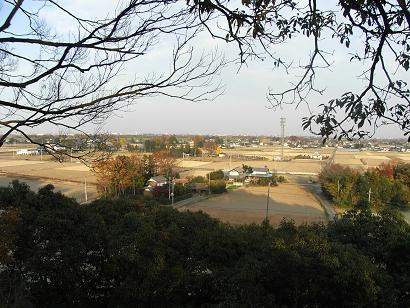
[320,163,410,209]
[1,181,409,307]
[92,151,176,196]
[92,153,228,200]
[127,135,209,157]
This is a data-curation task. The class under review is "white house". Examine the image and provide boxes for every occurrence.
[16,149,39,155]
[16,149,30,155]
[310,152,323,160]
[227,167,245,180]
[251,167,270,177]
[147,176,168,188]
[242,168,272,182]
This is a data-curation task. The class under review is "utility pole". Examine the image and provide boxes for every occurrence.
[280,117,286,161]
[266,182,271,221]
[84,178,88,202]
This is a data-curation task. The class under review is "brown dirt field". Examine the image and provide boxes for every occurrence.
[57,165,91,172]
[362,158,392,167]
[0,175,97,203]
[179,184,327,225]
[396,156,410,161]
[0,157,97,202]
[0,159,96,183]
[0,160,47,167]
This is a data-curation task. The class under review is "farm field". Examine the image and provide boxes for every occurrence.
[178,159,322,177]
[178,184,327,225]
[178,147,410,177]
[2,145,410,206]
[0,176,97,203]
[0,158,95,183]
[0,155,97,202]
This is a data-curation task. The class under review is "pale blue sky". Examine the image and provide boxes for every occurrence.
[1,0,407,138]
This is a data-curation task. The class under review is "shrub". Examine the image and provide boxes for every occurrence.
[207,170,225,180]
[210,180,226,194]
[191,176,206,183]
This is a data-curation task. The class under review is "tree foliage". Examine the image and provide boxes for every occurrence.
[320,163,410,209]
[210,179,227,194]
[1,182,409,307]
[207,169,225,180]
[92,152,176,197]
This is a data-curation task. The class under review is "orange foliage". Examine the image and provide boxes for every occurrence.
[152,150,177,176]
[92,155,142,195]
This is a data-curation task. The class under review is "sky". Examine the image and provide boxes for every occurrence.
[1,0,408,139]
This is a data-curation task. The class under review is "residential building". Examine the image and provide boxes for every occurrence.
[227,167,245,181]
[146,176,168,191]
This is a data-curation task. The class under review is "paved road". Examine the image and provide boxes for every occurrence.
[172,194,208,208]
[305,183,337,220]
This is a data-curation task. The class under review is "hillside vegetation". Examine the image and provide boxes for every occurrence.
[0,181,409,307]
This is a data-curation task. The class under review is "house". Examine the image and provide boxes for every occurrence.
[227,167,245,180]
[310,152,323,160]
[16,149,39,155]
[250,167,272,178]
[146,176,168,190]
[16,149,30,155]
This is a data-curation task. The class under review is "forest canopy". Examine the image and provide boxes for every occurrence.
[0,181,409,307]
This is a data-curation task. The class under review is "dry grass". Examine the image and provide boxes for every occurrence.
[179,185,327,225]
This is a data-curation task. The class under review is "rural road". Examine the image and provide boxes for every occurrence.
[302,183,337,220]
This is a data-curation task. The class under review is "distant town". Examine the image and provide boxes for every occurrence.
[4,133,410,158]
